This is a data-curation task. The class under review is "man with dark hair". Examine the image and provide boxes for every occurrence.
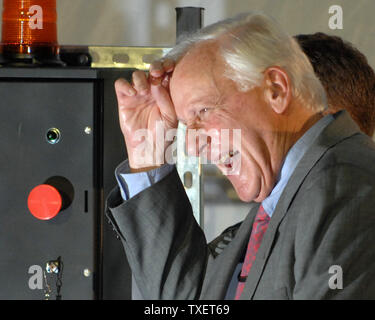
[296,33,375,136]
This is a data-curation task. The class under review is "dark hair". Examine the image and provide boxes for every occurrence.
[295,32,375,136]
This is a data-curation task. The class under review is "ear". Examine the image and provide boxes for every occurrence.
[263,67,292,114]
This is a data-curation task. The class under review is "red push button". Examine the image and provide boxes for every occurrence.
[27,184,62,220]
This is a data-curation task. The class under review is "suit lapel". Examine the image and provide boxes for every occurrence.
[201,204,259,299]
[240,111,361,300]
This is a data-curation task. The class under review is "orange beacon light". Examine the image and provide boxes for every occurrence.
[1,0,63,65]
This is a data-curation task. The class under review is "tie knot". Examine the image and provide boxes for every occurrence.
[255,205,270,223]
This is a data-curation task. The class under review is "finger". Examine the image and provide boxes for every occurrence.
[132,70,149,95]
[150,59,175,76]
[151,84,178,127]
[161,74,170,89]
[150,74,163,86]
[115,78,136,98]
[162,59,175,73]
[149,60,164,77]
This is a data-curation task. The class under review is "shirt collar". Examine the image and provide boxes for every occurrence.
[261,114,334,217]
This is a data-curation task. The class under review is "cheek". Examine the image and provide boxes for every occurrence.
[200,114,245,161]
[227,167,262,202]
[209,109,240,126]
[206,112,242,138]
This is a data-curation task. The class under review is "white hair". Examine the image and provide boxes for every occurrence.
[165,12,327,111]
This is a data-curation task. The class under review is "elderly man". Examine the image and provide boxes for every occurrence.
[209,32,375,291]
[106,12,375,299]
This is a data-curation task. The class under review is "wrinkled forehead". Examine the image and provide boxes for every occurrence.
[169,42,222,111]
[172,42,219,83]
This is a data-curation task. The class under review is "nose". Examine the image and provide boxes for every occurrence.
[185,127,221,162]
[185,125,199,157]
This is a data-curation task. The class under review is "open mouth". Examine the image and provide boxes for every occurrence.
[218,150,240,169]
[196,143,240,171]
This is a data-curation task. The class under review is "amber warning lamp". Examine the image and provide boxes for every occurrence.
[1,0,64,66]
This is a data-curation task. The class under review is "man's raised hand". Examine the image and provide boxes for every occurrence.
[114,59,177,172]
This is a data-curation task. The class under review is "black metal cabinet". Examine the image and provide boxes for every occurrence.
[0,67,132,300]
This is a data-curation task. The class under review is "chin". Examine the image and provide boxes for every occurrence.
[229,175,261,203]
[216,162,263,203]
[236,192,255,203]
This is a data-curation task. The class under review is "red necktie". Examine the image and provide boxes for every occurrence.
[235,205,270,299]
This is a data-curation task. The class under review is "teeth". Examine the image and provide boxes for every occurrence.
[224,156,232,165]
[220,150,239,165]
[221,155,230,165]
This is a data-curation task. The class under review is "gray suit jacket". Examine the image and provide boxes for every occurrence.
[106,111,375,299]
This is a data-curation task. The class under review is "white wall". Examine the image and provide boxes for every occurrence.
[59,0,375,71]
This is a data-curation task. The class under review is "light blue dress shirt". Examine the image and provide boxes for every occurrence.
[261,114,334,217]
[115,160,175,200]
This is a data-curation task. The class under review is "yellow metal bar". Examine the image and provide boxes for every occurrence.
[88,46,171,70]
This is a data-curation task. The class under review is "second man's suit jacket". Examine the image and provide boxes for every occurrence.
[106,111,375,299]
